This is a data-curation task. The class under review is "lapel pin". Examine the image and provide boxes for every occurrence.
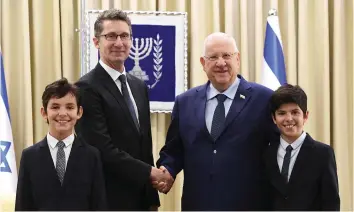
[240,94,245,99]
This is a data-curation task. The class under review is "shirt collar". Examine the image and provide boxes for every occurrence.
[280,131,307,151]
[207,76,240,101]
[99,60,126,82]
[47,133,75,149]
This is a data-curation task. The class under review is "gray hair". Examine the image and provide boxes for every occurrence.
[94,9,132,38]
[202,32,239,56]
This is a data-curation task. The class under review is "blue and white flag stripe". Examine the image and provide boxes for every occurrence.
[0,47,18,196]
[262,14,287,90]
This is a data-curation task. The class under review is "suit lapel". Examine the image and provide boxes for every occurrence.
[288,134,313,186]
[39,137,62,186]
[199,77,253,141]
[268,142,288,196]
[96,64,139,133]
[223,76,252,132]
[62,137,83,187]
[194,83,212,139]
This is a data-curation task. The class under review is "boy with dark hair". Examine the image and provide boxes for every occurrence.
[15,78,107,211]
[264,84,340,211]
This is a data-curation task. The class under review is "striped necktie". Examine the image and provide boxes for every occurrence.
[56,141,66,185]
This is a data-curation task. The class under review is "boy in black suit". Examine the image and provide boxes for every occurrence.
[264,84,340,211]
[15,78,107,211]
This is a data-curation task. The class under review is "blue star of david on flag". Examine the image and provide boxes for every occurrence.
[0,141,11,173]
[0,46,18,196]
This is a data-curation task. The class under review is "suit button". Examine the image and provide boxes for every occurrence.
[213,150,217,154]
[284,196,288,200]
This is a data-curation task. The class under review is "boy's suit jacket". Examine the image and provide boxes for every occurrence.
[264,133,340,211]
[15,136,107,211]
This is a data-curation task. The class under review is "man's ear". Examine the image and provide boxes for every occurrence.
[235,52,241,68]
[93,37,100,49]
[200,56,206,71]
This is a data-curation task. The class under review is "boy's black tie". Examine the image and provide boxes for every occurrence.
[56,141,66,185]
[281,145,293,182]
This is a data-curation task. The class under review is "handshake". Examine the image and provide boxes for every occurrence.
[150,166,175,194]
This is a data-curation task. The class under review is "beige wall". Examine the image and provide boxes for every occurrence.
[0,0,353,210]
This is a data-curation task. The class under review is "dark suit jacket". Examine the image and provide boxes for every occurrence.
[157,75,278,210]
[15,136,106,211]
[75,63,159,210]
[264,133,340,211]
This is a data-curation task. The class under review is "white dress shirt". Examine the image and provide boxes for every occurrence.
[277,131,307,181]
[205,77,240,133]
[47,133,75,169]
[99,60,139,123]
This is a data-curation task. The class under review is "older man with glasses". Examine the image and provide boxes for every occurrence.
[156,32,279,210]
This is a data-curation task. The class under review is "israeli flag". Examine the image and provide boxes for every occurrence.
[0,47,17,205]
[262,9,287,90]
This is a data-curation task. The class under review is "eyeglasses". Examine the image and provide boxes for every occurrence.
[99,33,131,42]
[204,52,238,61]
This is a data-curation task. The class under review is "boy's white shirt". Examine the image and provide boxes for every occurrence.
[47,133,75,169]
[277,131,307,181]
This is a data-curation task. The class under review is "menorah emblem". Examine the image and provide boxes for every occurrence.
[128,37,153,81]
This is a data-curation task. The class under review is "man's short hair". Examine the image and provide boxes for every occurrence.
[94,9,132,38]
[270,84,307,116]
[42,78,80,113]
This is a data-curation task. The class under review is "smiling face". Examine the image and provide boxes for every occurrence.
[200,34,240,92]
[93,20,132,71]
[272,103,309,143]
[41,93,83,140]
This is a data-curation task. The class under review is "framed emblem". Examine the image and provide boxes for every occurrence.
[81,10,188,113]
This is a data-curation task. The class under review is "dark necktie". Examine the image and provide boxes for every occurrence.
[56,141,66,185]
[281,145,293,182]
[118,75,139,130]
[210,94,227,141]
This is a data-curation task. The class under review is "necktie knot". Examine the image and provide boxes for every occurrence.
[216,94,227,103]
[56,141,65,149]
[286,145,293,152]
[119,74,127,84]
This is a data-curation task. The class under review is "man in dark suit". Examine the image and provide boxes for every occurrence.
[15,78,106,211]
[264,84,340,210]
[155,32,278,210]
[75,9,164,210]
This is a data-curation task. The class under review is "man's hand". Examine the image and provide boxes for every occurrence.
[151,166,174,194]
[150,166,166,182]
